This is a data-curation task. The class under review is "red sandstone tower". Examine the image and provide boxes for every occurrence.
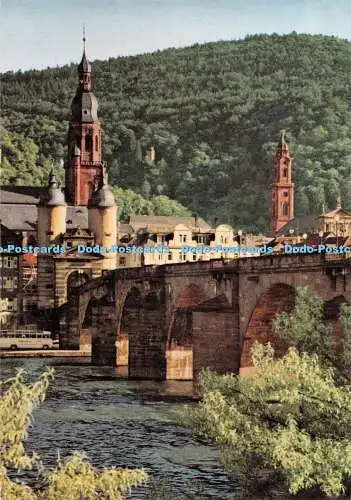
[65,36,104,205]
[270,130,294,234]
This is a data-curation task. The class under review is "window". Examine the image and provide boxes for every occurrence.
[7,298,17,312]
[282,203,289,216]
[119,257,126,266]
[5,258,15,268]
[192,254,196,261]
[183,235,187,242]
[95,135,99,152]
[85,134,93,152]
[283,168,288,177]
[284,192,288,197]
[4,277,14,290]
[168,252,172,261]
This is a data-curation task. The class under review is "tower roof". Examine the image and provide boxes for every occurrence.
[78,48,91,74]
[40,170,66,207]
[88,182,116,208]
[71,92,98,122]
[277,129,289,153]
[78,29,91,74]
[71,35,98,122]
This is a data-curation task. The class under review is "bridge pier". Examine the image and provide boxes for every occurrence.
[128,306,167,380]
[193,295,239,379]
[91,296,117,365]
[60,304,80,350]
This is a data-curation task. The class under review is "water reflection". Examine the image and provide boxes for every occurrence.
[0,358,238,499]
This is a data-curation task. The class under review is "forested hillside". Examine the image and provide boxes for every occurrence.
[2,33,351,231]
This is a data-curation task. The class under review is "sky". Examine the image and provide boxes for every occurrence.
[1,0,351,72]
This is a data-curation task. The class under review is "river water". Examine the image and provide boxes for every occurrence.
[0,357,240,499]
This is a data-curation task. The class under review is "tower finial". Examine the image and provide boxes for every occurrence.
[279,129,286,146]
[83,24,86,48]
[48,164,58,189]
[48,163,55,185]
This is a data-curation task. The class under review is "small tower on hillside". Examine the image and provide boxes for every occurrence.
[146,145,155,162]
[270,130,294,234]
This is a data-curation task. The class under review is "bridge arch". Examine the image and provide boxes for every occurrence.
[240,283,296,371]
[116,287,142,366]
[168,284,207,346]
[66,270,90,298]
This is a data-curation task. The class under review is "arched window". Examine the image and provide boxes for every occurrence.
[95,135,99,152]
[67,271,90,297]
[85,134,93,152]
[282,203,289,216]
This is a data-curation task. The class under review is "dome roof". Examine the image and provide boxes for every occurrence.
[71,91,99,122]
[88,184,115,208]
[40,173,66,207]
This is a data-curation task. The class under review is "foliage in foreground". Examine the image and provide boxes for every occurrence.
[185,288,351,497]
[187,345,351,497]
[0,368,147,499]
[273,286,351,383]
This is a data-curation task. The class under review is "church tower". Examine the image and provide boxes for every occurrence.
[65,35,104,205]
[270,130,294,234]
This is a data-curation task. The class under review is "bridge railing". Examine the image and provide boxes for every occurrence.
[324,253,351,261]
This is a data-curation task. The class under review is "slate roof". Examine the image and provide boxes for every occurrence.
[118,223,134,235]
[0,203,89,232]
[127,215,211,232]
[0,186,46,205]
[0,204,37,231]
[276,215,320,236]
[65,207,88,229]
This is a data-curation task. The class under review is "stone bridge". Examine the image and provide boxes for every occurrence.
[60,253,351,380]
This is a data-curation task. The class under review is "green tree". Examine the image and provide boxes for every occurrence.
[185,288,351,497]
[0,369,147,499]
[274,287,351,383]
[4,34,351,231]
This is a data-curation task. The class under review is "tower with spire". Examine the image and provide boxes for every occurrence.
[65,32,104,205]
[270,130,294,234]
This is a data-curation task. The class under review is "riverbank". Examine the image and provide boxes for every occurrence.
[0,349,91,358]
